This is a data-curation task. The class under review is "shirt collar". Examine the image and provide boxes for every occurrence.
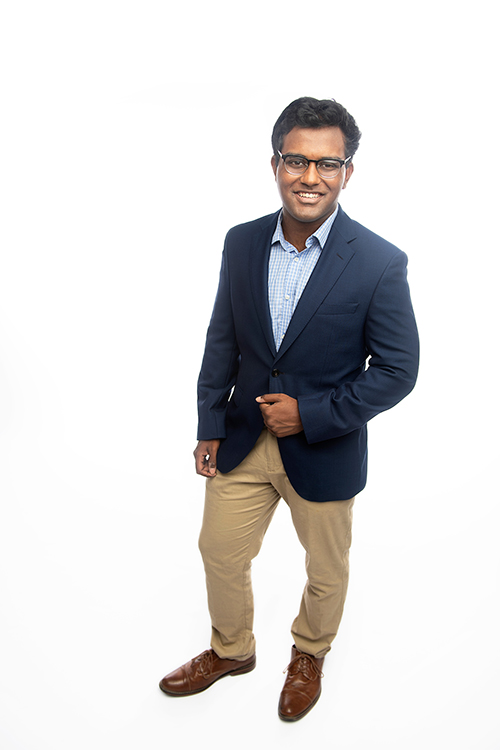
[271,205,340,251]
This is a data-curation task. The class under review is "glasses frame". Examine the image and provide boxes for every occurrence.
[278,150,352,179]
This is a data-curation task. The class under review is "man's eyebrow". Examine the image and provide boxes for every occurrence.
[284,152,343,160]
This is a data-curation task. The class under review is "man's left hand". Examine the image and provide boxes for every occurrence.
[256,393,303,438]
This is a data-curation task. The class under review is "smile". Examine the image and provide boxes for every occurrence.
[296,192,322,199]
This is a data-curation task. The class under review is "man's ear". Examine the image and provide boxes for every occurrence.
[342,162,354,189]
[271,154,277,177]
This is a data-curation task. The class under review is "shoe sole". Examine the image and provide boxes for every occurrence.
[159,656,256,697]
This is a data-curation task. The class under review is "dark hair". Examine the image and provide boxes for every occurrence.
[271,97,361,161]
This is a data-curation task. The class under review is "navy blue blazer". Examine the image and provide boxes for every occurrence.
[197,206,419,501]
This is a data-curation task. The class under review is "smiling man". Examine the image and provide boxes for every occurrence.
[274,126,353,246]
[159,97,419,722]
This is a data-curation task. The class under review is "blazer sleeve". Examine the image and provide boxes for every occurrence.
[196,245,240,440]
[298,251,419,442]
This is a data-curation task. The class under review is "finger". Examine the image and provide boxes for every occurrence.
[204,445,219,476]
[196,457,216,477]
[204,452,217,476]
[195,451,207,475]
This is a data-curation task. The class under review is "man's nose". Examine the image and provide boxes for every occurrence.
[301,162,321,184]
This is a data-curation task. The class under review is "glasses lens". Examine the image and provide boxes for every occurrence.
[317,160,341,178]
[284,156,308,175]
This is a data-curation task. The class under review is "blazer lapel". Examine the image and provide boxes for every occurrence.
[275,208,357,362]
[249,211,279,357]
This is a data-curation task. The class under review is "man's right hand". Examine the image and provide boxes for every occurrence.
[193,439,221,477]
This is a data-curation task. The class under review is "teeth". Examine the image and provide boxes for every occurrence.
[298,192,320,198]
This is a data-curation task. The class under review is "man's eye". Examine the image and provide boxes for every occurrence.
[319,161,340,172]
[287,158,307,168]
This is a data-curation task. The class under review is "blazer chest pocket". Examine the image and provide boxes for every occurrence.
[317,302,359,315]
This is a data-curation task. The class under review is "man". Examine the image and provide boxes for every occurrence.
[159,97,419,721]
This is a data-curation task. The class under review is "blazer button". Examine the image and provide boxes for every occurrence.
[271,369,280,378]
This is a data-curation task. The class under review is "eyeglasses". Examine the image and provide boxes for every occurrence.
[278,151,352,179]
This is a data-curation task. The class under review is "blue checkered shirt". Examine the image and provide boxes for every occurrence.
[268,207,339,350]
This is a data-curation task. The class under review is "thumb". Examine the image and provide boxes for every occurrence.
[207,440,219,474]
[256,393,279,404]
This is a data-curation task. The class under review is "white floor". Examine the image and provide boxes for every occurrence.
[1,439,499,750]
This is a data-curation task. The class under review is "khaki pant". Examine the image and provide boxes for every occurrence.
[198,429,355,660]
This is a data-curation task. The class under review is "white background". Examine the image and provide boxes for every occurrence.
[1,1,498,748]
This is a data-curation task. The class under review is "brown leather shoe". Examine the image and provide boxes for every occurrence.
[278,645,325,721]
[159,649,256,696]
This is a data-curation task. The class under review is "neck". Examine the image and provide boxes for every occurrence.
[281,215,324,252]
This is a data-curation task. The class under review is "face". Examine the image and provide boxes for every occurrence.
[271,126,353,233]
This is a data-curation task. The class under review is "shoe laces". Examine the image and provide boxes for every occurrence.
[193,649,215,679]
[283,652,324,680]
